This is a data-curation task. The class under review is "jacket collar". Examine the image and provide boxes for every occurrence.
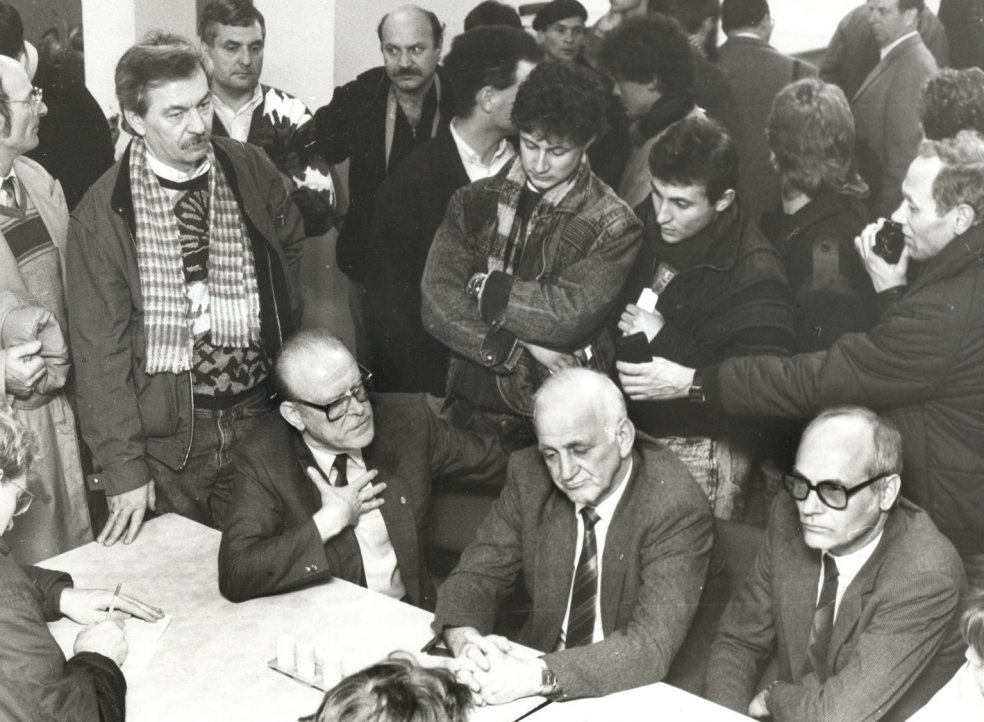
[111,138,246,236]
[486,154,595,217]
[643,199,749,273]
[910,219,984,292]
[774,191,867,254]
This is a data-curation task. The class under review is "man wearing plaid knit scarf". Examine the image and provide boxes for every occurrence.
[422,62,642,451]
[67,36,303,545]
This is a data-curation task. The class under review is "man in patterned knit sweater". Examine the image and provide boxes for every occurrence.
[198,0,336,236]
[67,35,305,545]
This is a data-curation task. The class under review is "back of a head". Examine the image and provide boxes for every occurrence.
[0,0,24,59]
[720,0,769,33]
[917,130,984,222]
[302,656,472,722]
[511,61,605,146]
[464,1,523,31]
[962,592,984,660]
[198,0,266,44]
[649,115,738,203]
[767,77,868,199]
[443,25,541,118]
[921,68,984,141]
[115,33,208,125]
[598,14,694,94]
[0,407,35,480]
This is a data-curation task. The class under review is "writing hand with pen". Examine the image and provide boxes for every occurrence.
[60,585,165,666]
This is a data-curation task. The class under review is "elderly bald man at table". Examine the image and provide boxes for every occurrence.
[218,329,506,607]
[433,368,713,703]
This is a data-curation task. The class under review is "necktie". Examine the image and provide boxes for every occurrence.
[331,453,349,487]
[565,507,601,648]
[1,176,17,209]
[807,553,839,681]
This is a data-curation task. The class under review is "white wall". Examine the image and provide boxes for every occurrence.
[255,0,335,110]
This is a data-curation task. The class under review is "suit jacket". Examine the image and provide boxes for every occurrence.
[217,393,506,608]
[821,5,949,101]
[718,35,817,224]
[433,433,713,700]
[851,34,938,216]
[363,126,471,396]
[705,494,966,721]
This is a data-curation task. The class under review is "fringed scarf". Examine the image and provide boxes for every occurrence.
[129,138,260,375]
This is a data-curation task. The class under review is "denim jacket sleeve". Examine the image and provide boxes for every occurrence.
[480,205,643,348]
[421,187,522,371]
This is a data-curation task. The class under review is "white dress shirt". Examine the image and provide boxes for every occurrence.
[817,530,884,619]
[307,444,407,601]
[557,460,633,648]
[212,84,264,143]
[449,119,515,182]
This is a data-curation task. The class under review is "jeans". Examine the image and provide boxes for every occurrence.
[147,387,275,529]
[658,435,754,521]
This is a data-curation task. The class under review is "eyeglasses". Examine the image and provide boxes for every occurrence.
[782,469,888,511]
[9,87,43,109]
[290,368,373,422]
[9,478,36,517]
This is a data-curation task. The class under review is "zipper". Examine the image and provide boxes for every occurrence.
[179,371,195,468]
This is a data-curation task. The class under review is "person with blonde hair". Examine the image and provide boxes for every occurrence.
[0,409,164,721]
[909,593,984,718]
[301,654,471,722]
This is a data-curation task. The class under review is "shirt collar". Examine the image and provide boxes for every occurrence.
[303,440,366,484]
[576,459,633,520]
[880,30,918,60]
[146,148,211,184]
[827,528,884,576]
[212,84,264,118]
[449,118,511,168]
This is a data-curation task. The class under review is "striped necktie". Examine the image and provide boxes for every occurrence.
[565,507,601,648]
[807,553,839,681]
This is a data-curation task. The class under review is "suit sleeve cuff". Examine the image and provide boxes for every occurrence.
[699,364,724,410]
[478,270,514,330]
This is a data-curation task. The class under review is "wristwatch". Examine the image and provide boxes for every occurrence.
[689,369,706,404]
[540,661,560,696]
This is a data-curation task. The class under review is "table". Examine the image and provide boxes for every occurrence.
[528,681,752,722]
[40,514,545,722]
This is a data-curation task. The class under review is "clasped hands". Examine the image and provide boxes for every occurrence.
[443,627,545,706]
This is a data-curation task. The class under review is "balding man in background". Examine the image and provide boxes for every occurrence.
[296,4,453,287]
[434,368,712,703]
[218,329,505,607]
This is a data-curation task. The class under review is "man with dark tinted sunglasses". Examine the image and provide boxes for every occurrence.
[217,329,506,608]
[706,406,966,722]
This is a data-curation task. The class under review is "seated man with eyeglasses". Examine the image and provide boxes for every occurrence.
[217,329,506,607]
[705,406,966,722]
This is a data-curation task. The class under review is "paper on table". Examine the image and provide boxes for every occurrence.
[48,615,173,679]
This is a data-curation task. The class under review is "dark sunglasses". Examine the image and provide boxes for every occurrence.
[782,469,888,511]
[289,368,373,422]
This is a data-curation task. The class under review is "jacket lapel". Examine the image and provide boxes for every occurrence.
[599,451,642,634]
[781,541,823,679]
[364,436,422,604]
[530,493,577,649]
[853,35,914,102]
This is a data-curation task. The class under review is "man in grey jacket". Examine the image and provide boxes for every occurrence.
[67,35,304,545]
